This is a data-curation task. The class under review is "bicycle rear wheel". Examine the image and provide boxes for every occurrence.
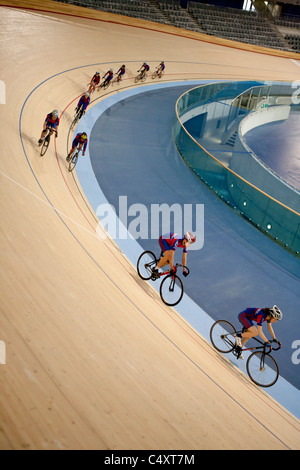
[160,274,183,307]
[210,320,236,354]
[246,351,279,387]
[137,251,157,280]
[68,152,78,172]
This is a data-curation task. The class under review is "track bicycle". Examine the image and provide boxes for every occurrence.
[112,74,123,85]
[137,250,190,307]
[134,71,148,83]
[39,127,57,157]
[152,68,164,79]
[71,105,84,130]
[87,81,97,94]
[66,147,82,172]
[98,78,112,91]
[210,320,281,387]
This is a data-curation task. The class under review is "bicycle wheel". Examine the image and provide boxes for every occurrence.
[246,351,279,387]
[152,71,158,79]
[210,320,236,354]
[68,152,78,172]
[137,251,157,280]
[160,274,183,307]
[40,135,50,157]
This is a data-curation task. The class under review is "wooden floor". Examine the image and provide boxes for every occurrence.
[0,0,299,450]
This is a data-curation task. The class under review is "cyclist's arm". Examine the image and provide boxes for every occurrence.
[181,252,187,272]
[267,322,276,340]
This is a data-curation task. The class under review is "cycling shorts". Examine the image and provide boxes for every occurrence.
[46,121,58,129]
[238,312,254,329]
[159,236,171,253]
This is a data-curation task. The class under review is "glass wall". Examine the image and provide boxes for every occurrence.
[173,81,300,256]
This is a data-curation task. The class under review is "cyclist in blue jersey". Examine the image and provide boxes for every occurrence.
[102,69,114,87]
[75,92,90,119]
[116,64,126,82]
[67,132,88,161]
[38,109,59,145]
[137,62,150,79]
[157,61,165,77]
[235,306,282,359]
[151,231,196,279]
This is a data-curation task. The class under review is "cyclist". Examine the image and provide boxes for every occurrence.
[101,69,114,87]
[88,71,100,93]
[67,132,88,161]
[152,231,196,279]
[38,109,59,145]
[156,61,165,77]
[137,62,150,79]
[235,306,282,359]
[116,64,126,82]
[75,92,90,120]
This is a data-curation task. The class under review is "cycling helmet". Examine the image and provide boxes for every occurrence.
[184,231,196,244]
[122,64,125,68]
[269,305,282,321]
[52,109,59,117]
[110,68,113,72]
[81,132,87,140]
[84,92,90,98]
[96,71,100,75]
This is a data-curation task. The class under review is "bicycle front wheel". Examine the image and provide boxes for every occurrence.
[246,351,279,387]
[160,274,183,307]
[210,320,236,354]
[137,251,157,280]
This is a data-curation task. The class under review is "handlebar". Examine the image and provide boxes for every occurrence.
[270,339,282,351]
[175,264,190,275]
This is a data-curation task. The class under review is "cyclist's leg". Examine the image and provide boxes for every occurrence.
[67,145,77,160]
[39,123,48,142]
[156,248,174,270]
[237,313,258,346]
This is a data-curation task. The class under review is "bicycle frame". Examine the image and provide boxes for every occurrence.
[222,328,280,355]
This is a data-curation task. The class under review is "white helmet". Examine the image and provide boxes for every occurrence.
[269,305,282,321]
[52,109,59,117]
[184,231,196,244]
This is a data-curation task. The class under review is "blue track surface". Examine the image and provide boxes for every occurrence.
[76,82,300,414]
[244,110,300,191]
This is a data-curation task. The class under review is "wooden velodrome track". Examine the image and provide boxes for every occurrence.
[0,0,300,450]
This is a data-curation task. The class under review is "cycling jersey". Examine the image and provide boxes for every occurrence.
[45,113,59,128]
[103,71,113,81]
[72,133,88,152]
[117,67,125,76]
[77,95,90,112]
[160,64,165,71]
[159,232,187,253]
[238,308,269,329]
[91,74,100,85]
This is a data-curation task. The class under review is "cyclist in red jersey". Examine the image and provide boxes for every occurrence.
[152,231,196,279]
[88,71,100,93]
[235,306,282,359]
[38,109,59,145]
